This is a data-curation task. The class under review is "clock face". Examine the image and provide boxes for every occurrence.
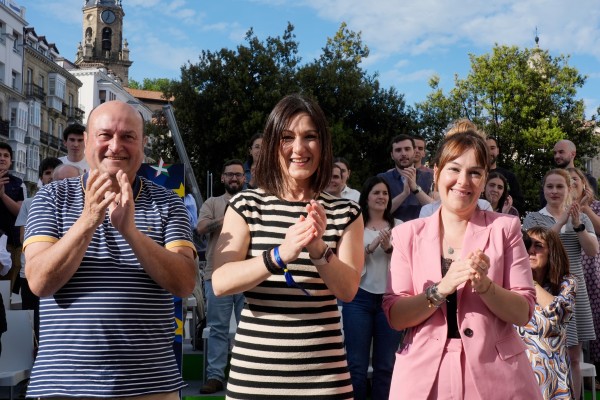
[101,10,116,24]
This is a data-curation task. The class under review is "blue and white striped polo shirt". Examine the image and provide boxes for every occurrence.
[23,175,194,397]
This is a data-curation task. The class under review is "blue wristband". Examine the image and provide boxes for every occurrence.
[273,246,286,269]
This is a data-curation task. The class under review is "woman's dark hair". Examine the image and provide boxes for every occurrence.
[526,226,570,295]
[485,171,509,212]
[359,176,394,229]
[255,94,332,197]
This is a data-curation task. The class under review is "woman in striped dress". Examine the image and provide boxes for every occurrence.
[568,167,600,377]
[523,168,599,399]
[213,94,364,399]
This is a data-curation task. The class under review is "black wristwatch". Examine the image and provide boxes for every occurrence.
[411,185,421,195]
[573,223,586,232]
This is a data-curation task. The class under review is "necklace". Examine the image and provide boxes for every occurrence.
[443,238,462,255]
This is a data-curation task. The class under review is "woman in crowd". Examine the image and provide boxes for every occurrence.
[212,94,364,399]
[523,168,598,399]
[342,176,402,400]
[243,132,262,189]
[568,167,600,379]
[383,130,541,399]
[483,171,519,217]
[517,227,576,399]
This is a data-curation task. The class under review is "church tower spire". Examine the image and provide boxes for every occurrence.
[75,0,133,86]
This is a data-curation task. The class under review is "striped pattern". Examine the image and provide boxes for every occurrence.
[226,189,360,399]
[523,211,597,345]
[23,176,193,397]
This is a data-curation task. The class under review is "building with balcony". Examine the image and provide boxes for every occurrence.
[23,27,83,186]
[69,66,152,124]
[0,0,26,181]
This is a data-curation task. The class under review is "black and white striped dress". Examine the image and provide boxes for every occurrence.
[523,210,597,345]
[226,189,361,399]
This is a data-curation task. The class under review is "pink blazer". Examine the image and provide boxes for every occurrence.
[383,208,542,400]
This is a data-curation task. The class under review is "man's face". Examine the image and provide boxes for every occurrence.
[222,164,245,195]
[326,167,343,196]
[391,139,415,170]
[334,161,349,187]
[84,101,146,182]
[413,139,426,165]
[0,148,11,172]
[553,142,574,168]
[64,134,85,160]
[486,138,499,166]
[40,168,55,185]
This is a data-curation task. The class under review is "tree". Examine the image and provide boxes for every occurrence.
[129,77,173,92]
[415,44,599,211]
[297,22,413,189]
[162,23,414,197]
[164,23,302,196]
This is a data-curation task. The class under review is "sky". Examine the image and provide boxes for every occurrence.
[18,0,600,118]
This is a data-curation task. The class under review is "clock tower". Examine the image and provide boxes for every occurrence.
[75,0,133,86]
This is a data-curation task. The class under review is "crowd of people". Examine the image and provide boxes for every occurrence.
[1,95,600,399]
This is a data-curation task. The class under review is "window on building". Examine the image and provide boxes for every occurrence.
[48,73,66,100]
[102,27,112,51]
[38,74,44,90]
[0,62,5,84]
[12,31,18,49]
[99,90,106,104]
[48,118,54,136]
[29,101,41,127]
[11,70,20,91]
[26,68,32,84]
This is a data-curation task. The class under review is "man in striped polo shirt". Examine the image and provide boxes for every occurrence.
[23,100,197,399]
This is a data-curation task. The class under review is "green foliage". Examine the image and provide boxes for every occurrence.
[129,77,173,92]
[158,22,412,197]
[415,44,599,212]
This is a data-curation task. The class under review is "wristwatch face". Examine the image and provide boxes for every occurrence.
[324,247,334,263]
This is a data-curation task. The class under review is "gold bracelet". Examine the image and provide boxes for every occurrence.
[476,280,494,295]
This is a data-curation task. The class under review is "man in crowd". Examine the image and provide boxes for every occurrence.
[413,135,433,174]
[554,139,597,192]
[333,157,360,202]
[325,163,344,198]
[0,142,24,291]
[197,159,246,394]
[379,134,433,221]
[23,100,196,398]
[539,139,598,207]
[486,137,525,214]
[59,122,89,173]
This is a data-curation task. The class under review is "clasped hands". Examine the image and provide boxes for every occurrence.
[82,169,135,236]
[398,166,417,192]
[277,200,327,264]
[557,202,582,227]
[438,250,491,296]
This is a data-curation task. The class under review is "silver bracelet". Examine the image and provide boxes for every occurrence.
[425,283,447,308]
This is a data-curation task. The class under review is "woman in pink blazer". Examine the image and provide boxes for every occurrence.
[383,130,541,400]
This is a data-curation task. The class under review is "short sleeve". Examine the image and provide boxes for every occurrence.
[23,185,60,249]
[164,191,195,253]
